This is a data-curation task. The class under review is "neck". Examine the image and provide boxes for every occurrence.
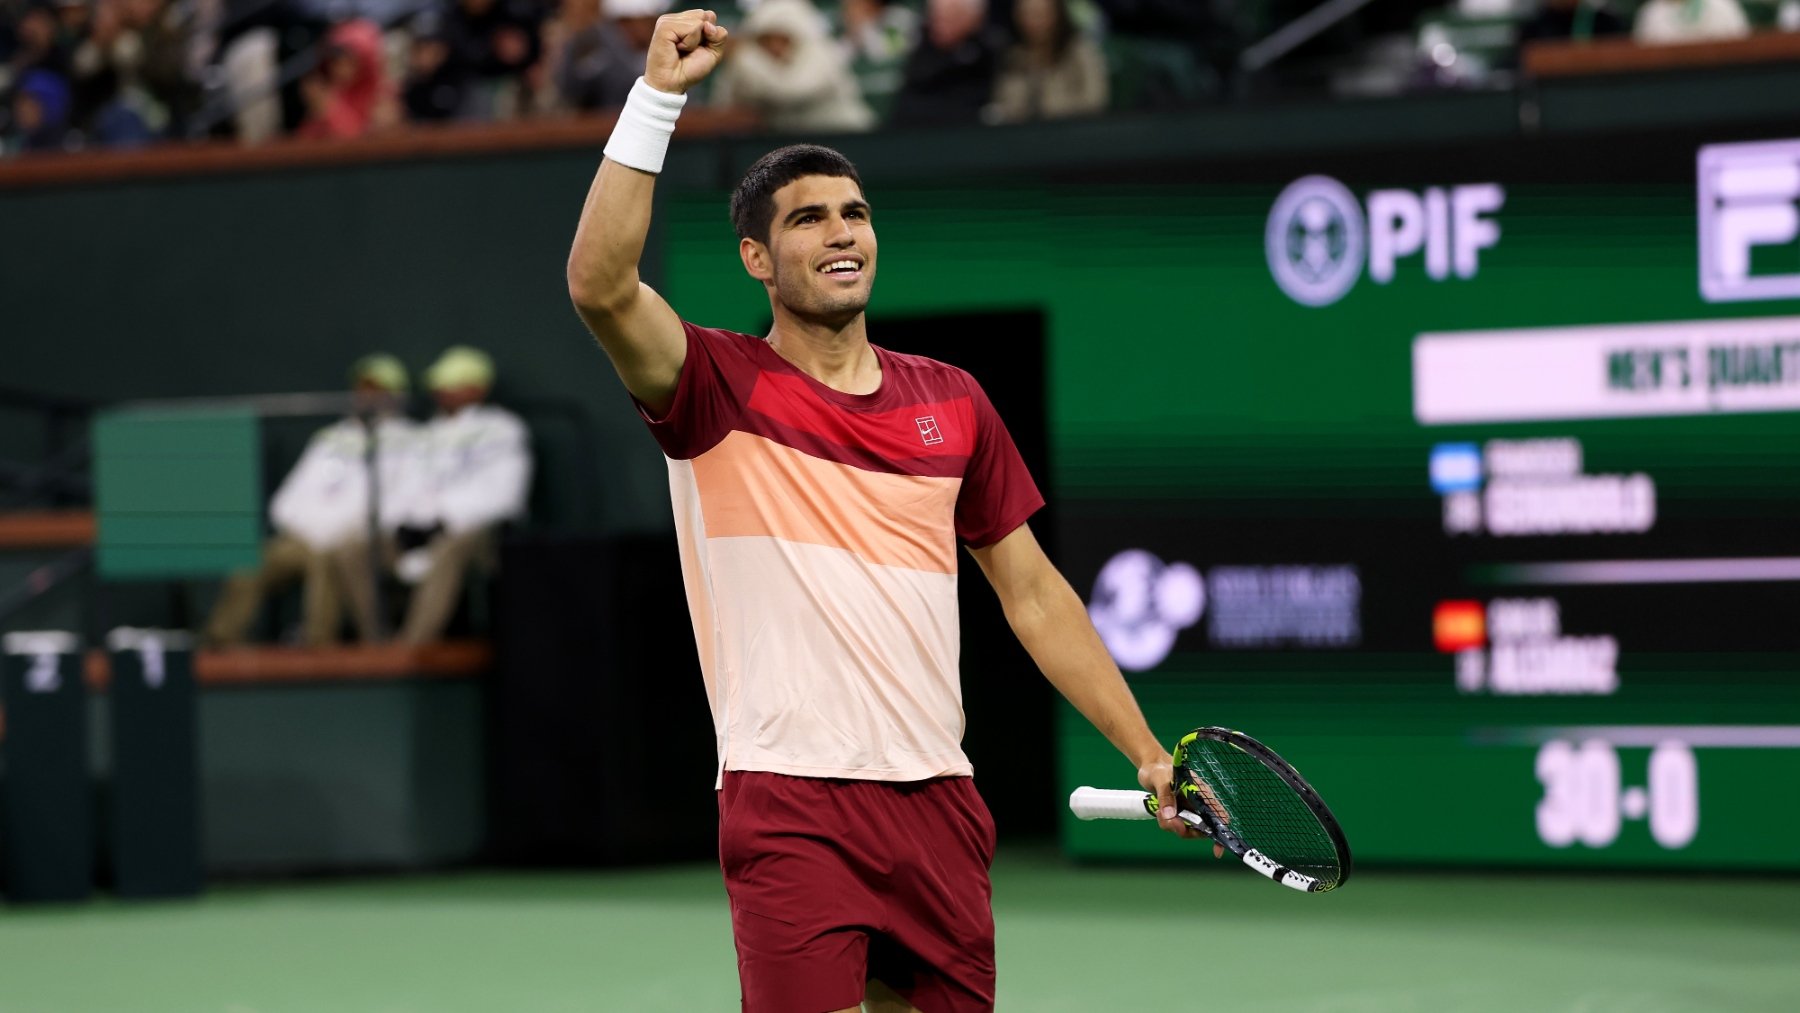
[765,309,880,395]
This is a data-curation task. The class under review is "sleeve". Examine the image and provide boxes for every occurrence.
[1074,41,1109,114]
[632,321,761,460]
[270,427,359,550]
[954,374,1045,548]
[438,412,534,534]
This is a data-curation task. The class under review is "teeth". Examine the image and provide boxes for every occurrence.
[819,260,859,273]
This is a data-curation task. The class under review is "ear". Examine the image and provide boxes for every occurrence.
[740,236,774,284]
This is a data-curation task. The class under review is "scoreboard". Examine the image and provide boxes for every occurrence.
[1054,129,1800,869]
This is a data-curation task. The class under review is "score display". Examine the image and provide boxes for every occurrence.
[1053,129,1800,869]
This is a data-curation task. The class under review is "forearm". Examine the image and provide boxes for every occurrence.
[1006,572,1165,768]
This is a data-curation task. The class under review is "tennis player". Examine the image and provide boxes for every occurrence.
[565,10,1202,1011]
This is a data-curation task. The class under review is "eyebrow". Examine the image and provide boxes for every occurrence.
[782,200,872,227]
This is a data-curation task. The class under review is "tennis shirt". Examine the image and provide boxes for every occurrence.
[637,322,1043,783]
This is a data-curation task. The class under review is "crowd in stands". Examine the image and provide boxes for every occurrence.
[2,0,1797,156]
[0,0,1131,155]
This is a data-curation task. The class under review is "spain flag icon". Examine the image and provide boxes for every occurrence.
[1433,601,1486,653]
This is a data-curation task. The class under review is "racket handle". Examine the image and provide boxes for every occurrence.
[1069,787,1155,821]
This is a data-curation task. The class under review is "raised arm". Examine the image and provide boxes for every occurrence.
[565,9,728,418]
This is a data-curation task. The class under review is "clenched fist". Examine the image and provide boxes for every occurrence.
[644,9,730,95]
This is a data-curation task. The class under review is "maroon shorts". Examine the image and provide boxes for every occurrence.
[717,771,998,1013]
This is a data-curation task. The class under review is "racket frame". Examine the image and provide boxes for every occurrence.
[1174,726,1353,894]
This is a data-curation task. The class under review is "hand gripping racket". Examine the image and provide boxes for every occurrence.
[1069,727,1352,893]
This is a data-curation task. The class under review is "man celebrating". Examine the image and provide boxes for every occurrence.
[564,11,1200,1011]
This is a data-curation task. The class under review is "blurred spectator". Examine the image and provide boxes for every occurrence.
[1517,0,1628,50]
[7,3,71,79]
[840,0,915,120]
[713,0,874,133]
[69,0,158,146]
[217,23,282,143]
[890,0,1005,126]
[445,0,545,119]
[50,0,87,53]
[337,346,531,645]
[555,0,665,113]
[297,18,396,139]
[203,355,420,649]
[69,0,134,121]
[118,0,199,134]
[4,67,70,151]
[403,12,469,121]
[1633,0,1751,44]
[986,0,1105,123]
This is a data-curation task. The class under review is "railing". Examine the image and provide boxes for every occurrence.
[1523,29,1800,78]
[0,106,759,192]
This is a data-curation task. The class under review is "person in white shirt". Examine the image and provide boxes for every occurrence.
[204,355,422,647]
[1634,0,1751,44]
[335,345,533,644]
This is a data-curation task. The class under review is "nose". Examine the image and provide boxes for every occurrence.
[826,214,854,248]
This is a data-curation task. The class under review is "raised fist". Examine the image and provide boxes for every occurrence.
[644,9,729,95]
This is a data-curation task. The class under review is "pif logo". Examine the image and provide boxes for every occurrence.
[915,416,943,446]
[1267,175,1506,307]
[1699,138,1800,302]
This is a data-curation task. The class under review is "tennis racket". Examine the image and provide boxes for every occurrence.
[1069,726,1352,893]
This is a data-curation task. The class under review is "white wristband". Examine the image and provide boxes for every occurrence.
[604,77,688,174]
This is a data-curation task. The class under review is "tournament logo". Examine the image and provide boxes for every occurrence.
[1088,549,1206,672]
[1266,175,1366,308]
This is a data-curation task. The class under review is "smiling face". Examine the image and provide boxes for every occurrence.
[741,174,878,328]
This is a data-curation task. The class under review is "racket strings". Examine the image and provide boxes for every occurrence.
[1186,742,1343,885]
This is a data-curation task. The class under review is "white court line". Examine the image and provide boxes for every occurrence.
[1490,557,1800,585]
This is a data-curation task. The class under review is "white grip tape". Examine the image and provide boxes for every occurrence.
[603,77,687,174]
[1068,787,1154,821]
[1241,848,1319,893]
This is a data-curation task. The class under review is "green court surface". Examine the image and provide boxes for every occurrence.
[2,847,1796,1012]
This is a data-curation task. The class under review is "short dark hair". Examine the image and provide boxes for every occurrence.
[730,144,866,245]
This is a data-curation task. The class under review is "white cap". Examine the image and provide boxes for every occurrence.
[425,345,496,391]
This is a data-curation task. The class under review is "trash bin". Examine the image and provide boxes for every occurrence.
[1,631,92,903]
[107,628,201,898]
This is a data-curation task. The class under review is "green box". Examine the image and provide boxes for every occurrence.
[93,408,263,579]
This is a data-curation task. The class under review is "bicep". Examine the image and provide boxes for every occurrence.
[573,281,687,417]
